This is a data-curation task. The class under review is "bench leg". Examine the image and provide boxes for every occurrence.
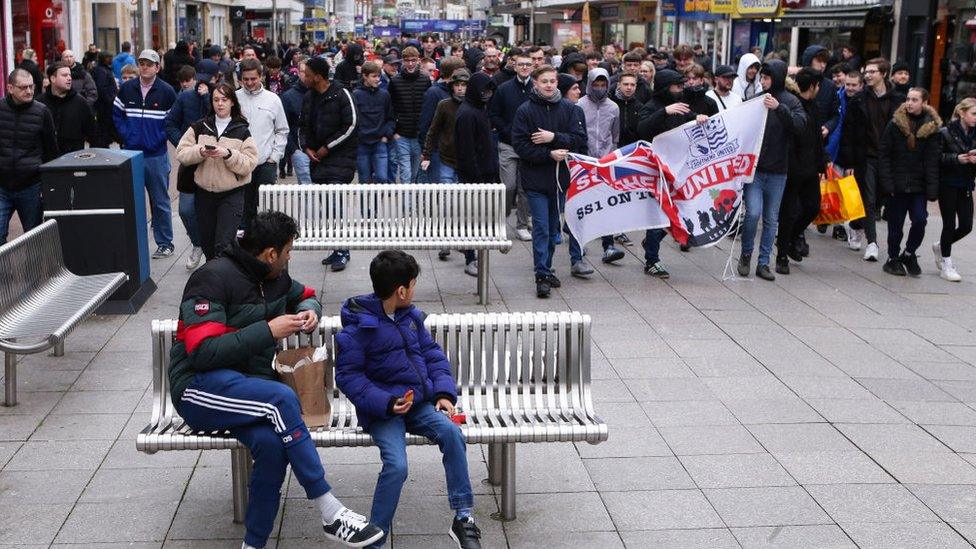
[477,250,490,305]
[3,352,16,407]
[487,442,502,486]
[53,341,65,357]
[231,448,252,524]
[491,443,516,521]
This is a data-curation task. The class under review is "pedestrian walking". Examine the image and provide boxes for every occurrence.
[934,97,976,281]
[36,62,95,154]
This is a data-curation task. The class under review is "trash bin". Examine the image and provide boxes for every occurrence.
[40,148,157,314]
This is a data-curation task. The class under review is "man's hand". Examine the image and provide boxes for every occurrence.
[316,146,329,159]
[393,133,401,140]
[296,310,318,333]
[420,159,431,171]
[695,114,709,125]
[821,126,829,138]
[392,397,413,415]
[665,103,691,116]
[531,128,555,144]
[268,314,305,339]
[435,397,455,415]
[763,94,780,110]
[381,136,388,143]
[305,148,319,162]
[549,149,568,162]
[958,154,973,164]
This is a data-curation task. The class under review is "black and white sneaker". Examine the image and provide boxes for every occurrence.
[449,516,482,549]
[322,508,384,548]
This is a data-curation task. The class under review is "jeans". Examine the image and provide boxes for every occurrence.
[356,141,390,183]
[643,228,666,264]
[387,141,398,184]
[244,162,277,230]
[176,369,330,549]
[776,173,820,257]
[527,190,583,278]
[418,151,441,184]
[367,402,473,548]
[0,183,43,243]
[741,171,788,266]
[498,142,530,229]
[394,136,422,183]
[885,192,928,259]
[144,154,173,248]
[178,192,201,248]
[439,163,457,184]
[292,150,312,184]
[195,186,245,260]
[938,186,974,258]
[848,160,878,244]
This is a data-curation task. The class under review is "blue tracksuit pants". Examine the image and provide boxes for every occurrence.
[176,369,331,548]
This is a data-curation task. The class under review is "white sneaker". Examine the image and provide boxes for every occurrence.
[186,247,204,270]
[464,260,479,277]
[515,228,532,241]
[941,257,962,282]
[932,242,943,271]
[863,242,879,262]
[847,229,862,251]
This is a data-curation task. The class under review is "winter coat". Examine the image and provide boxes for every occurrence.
[0,97,59,191]
[35,88,95,153]
[91,63,118,144]
[609,72,652,105]
[879,104,942,198]
[455,73,499,183]
[825,87,845,162]
[162,43,196,89]
[68,62,98,106]
[492,66,516,88]
[940,120,976,190]
[418,81,451,145]
[280,81,307,154]
[353,84,395,145]
[113,76,177,157]
[756,60,807,175]
[577,68,619,158]
[389,68,431,138]
[334,43,364,90]
[511,90,588,196]
[837,91,867,170]
[236,87,289,164]
[168,241,321,404]
[335,294,456,431]
[300,83,359,184]
[732,53,762,101]
[175,115,259,193]
[612,89,644,147]
[860,81,906,158]
[800,45,841,133]
[489,75,533,145]
[165,84,211,146]
[637,70,712,141]
[422,97,461,167]
[787,85,828,180]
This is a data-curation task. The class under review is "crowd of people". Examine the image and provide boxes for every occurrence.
[1,36,975,292]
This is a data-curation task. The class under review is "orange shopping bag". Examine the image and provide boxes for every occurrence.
[813,166,864,225]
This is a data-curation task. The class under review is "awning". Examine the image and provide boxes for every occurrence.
[779,5,892,28]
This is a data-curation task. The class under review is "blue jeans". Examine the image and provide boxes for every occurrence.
[439,163,457,184]
[178,192,201,247]
[394,136,421,183]
[741,171,787,266]
[643,228,666,264]
[0,183,43,243]
[292,150,312,184]
[357,141,390,183]
[144,154,173,248]
[527,190,583,278]
[367,402,473,547]
[386,141,398,184]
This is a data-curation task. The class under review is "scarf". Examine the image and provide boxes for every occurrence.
[532,87,562,104]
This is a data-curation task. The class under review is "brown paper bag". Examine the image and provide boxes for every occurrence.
[274,347,333,429]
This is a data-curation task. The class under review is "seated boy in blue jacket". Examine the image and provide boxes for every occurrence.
[335,250,482,549]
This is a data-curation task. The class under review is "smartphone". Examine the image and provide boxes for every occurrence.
[204,144,216,150]
[403,389,414,404]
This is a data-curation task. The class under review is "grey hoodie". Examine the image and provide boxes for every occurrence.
[732,53,762,101]
[577,68,620,158]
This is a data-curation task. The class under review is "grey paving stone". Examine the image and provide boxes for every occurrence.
[0,391,60,417]
[584,456,696,491]
[602,489,725,531]
[0,413,43,441]
[593,378,637,403]
[923,425,976,453]
[722,398,825,424]
[55,501,177,543]
[772,451,895,484]
[80,467,192,504]
[703,376,798,401]
[52,390,144,415]
[640,400,740,427]
[165,495,252,541]
[610,357,696,379]
[894,400,976,427]
[731,524,857,548]
[575,426,674,459]
[0,468,91,504]
[0,503,73,545]
[806,398,908,424]
[837,423,952,453]
[619,528,739,548]
[15,367,81,392]
[682,355,771,377]
[806,483,938,524]
[503,492,614,536]
[658,425,765,456]
[843,521,972,549]
[857,378,959,402]
[0,441,21,468]
[680,453,796,488]
[30,412,129,441]
[778,377,875,400]
[908,484,976,523]
[748,424,857,453]
[494,530,622,548]
[936,380,976,403]
[704,486,832,528]
[4,439,113,470]
[903,361,976,381]
[623,377,717,402]
[101,439,201,469]
[869,451,976,484]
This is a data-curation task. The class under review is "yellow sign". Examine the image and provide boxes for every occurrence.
[711,0,733,13]
[686,0,711,12]
[734,0,779,15]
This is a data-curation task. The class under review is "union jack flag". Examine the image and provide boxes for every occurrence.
[567,141,659,192]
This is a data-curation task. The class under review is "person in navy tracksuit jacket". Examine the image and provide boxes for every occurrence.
[113,50,178,258]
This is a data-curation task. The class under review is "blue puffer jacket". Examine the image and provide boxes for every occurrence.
[511,90,588,196]
[418,81,451,145]
[164,83,211,146]
[113,77,176,157]
[335,294,457,430]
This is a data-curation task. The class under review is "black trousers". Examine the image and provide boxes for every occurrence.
[196,186,245,260]
[848,160,879,244]
[243,162,278,231]
[885,192,928,259]
[938,186,974,258]
[777,173,821,258]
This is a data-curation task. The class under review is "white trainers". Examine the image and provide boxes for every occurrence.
[863,242,879,262]
[941,257,962,282]
[464,260,479,277]
[186,247,204,270]
[515,228,532,241]
[932,242,943,271]
[847,229,862,251]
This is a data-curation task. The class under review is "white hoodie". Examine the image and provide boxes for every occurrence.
[732,53,762,101]
[236,86,289,164]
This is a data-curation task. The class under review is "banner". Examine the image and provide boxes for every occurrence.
[581,1,593,47]
[649,97,766,247]
[564,142,672,247]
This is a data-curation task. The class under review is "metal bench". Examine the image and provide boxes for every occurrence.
[0,220,127,406]
[137,311,607,522]
[259,184,512,304]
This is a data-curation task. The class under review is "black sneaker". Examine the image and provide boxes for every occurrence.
[832,226,848,241]
[817,224,828,234]
[737,254,751,277]
[644,261,670,279]
[536,277,551,298]
[786,245,803,263]
[797,236,810,257]
[331,253,349,272]
[321,251,340,266]
[602,246,625,263]
[544,274,562,288]
[883,258,907,276]
[438,249,451,260]
[756,264,776,281]
[679,243,691,252]
[775,257,790,275]
[323,508,384,548]
[900,252,922,277]
[450,517,483,549]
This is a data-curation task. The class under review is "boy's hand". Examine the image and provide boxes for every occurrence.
[392,397,412,415]
[435,398,455,415]
[268,314,305,339]
[296,310,318,333]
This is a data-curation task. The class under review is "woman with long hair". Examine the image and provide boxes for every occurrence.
[934,97,976,281]
[175,82,259,260]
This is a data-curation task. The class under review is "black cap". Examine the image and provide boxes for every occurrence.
[654,69,686,90]
[383,54,401,65]
[714,64,737,78]
[891,61,910,74]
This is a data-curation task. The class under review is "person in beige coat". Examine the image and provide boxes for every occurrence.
[176,82,259,260]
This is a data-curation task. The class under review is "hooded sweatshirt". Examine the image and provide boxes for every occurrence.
[455,73,499,183]
[334,43,364,89]
[732,53,762,101]
[800,45,841,133]
[756,60,807,174]
[577,68,620,158]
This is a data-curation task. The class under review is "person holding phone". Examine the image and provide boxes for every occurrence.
[176,82,259,260]
[934,97,976,281]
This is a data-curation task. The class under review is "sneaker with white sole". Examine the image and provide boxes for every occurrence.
[322,508,384,548]
[515,228,532,241]
[571,259,594,277]
[847,229,862,251]
[941,257,962,282]
[863,242,879,262]
[449,516,483,549]
[464,261,478,277]
[152,245,175,259]
[185,247,204,270]
[932,242,943,271]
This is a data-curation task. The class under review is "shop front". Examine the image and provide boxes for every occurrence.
[778,0,893,62]
[932,0,976,119]
[10,0,72,72]
[730,0,785,63]
[600,2,656,49]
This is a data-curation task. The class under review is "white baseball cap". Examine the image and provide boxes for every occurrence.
[138,49,160,64]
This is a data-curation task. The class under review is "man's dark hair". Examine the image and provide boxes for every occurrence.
[508,47,525,59]
[177,64,196,82]
[45,61,72,78]
[306,56,330,79]
[845,69,864,83]
[121,41,131,52]
[370,251,421,299]
[239,211,299,255]
[795,67,821,93]
[623,51,643,64]
[829,62,850,76]
[265,55,282,69]
[584,51,601,62]
[362,61,381,77]
[240,58,263,75]
[618,71,638,83]
[8,68,31,86]
[865,57,890,77]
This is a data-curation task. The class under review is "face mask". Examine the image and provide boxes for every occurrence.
[685,84,707,97]
[481,90,494,103]
[589,88,608,101]
[668,89,684,102]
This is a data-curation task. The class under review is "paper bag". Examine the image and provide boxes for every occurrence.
[274,347,333,429]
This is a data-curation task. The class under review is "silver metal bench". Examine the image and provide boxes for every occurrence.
[0,220,127,406]
[137,311,607,522]
[259,184,512,304]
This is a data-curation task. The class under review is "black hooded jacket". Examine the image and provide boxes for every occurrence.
[879,104,942,198]
[940,120,976,190]
[163,41,196,89]
[800,45,841,133]
[36,88,95,153]
[757,60,807,174]
[300,82,359,184]
[455,73,499,183]
[789,91,828,180]
[612,89,644,147]
[636,70,711,141]
[511,89,588,196]
[334,43,364,90]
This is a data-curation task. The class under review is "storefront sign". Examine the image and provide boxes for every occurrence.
[601,4,619,18]
[712,0,734,14]
[807,0,886,6]
[735,0,779,15]
[552,21,583,49]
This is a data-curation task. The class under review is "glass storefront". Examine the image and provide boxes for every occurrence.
[11,0,69,71]
[939,6,976,118]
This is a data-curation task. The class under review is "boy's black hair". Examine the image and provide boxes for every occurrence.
[370,251,421,299]
[794,67,821,93]
[239,211,299,255]
[829,62,850,76]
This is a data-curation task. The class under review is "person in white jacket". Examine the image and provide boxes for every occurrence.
[706,64,743,111]
[732,53,762,101]
[236,58,289,231]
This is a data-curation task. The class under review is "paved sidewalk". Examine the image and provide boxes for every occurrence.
[3,182,976,547]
